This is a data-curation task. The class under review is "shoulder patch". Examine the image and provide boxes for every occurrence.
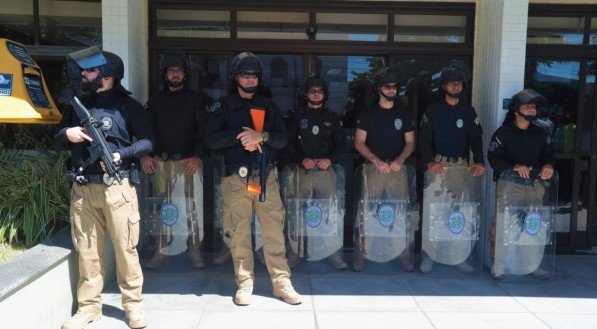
[545,135,552,145]
[474,116,480,126]
[206,101,221,113]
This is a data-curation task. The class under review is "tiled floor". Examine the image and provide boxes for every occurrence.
[88,254,597,329]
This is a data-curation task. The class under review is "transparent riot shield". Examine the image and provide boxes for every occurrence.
[142,159,204,256]
[282,164,345,265]
[421,166,483,275]
[492,169,558,280]
[354,163,416,270]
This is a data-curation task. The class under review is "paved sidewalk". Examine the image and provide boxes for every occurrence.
[90,254,597,329]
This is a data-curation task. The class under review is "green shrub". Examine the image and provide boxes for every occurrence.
[0,150,70,247]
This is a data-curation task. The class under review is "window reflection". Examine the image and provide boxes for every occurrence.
[156,9,230,38]
[394,15,466,43]
[525,60,580,153]
[316,13,387,41]
[238,12,308,40]
[39,0,101,47]
[527,16,584,45]
[257,54,303,112]
[0,0,34,45]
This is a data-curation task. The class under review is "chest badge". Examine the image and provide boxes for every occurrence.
[456,119,464,128]
[238,166,248,178]
[300,119,309,129]
[312,125,320,135]
[394,118,403,131]
[101,117,112,131]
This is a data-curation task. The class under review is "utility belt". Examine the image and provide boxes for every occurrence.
[434,155,466,164]
[226,164,274,178]
[67,167,139,186]
[158,152,194,161]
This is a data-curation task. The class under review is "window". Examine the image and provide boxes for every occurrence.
[237,11,309,40]
[38,0,101,47]
[527,16,585,45]
[394,15,466,43]
[156,9,230,38]
[316,13,387,42]
[0,0,34,45]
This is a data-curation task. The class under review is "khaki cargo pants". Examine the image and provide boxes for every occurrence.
[221,169,291,288]
[70,178,143,313]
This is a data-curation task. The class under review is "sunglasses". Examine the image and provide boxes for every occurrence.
[167,68,185,75]
[308,88,325,95]
[82,67,98,73]
[238,72,259,79]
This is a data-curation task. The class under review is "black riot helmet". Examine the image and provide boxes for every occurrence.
[439,61,471,99]
[505,88,548,124]
[160,48,189,72]
[66,46,128,94]
[373,67,401,102]
[228,52,266,94]
[302,75,329,106]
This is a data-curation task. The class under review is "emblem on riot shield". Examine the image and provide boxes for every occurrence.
[448,211,466,234]
[304,204,323,228]
[377,204,396,228]
[524,211,542,236]
[160,203,178,226]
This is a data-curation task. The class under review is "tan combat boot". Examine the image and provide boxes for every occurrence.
[273,281,302,305]
[61,310,102,329]
[326,252,347,270]
[144,252,168,269]
[126,309,148,329]
[213,244,231,266]
[188,243,205,269]
[234,285,253,306]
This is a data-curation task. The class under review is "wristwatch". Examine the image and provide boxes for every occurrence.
[261,131,270,144]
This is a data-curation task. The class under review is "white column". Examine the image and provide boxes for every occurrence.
[101,0,148,103]
[473,0,529,249]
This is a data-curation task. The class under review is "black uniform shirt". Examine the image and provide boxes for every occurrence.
[54,88,154,174]
[356,103,414,160]
[146,87,209,157]
[419,100,484,165]
[285,106,346,163]
[487,122,555,181]
[206,93,288,175]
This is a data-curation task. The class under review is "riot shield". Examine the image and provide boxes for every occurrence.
[421,166,483,274]
[492,169,558,279]
[354,163,416,267]
[142,159,204,256]
[282,164,345,263]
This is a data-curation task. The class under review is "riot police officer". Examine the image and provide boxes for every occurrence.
[488,89,555,280]
[206,52,302,306]
[55,48,152,329]
[142,48,209,269]
[284,75,347,269]
[353,67,416,272]
[418,63,485,274]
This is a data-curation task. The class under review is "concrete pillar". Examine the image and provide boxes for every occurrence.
[474,0,529,254]
[101,0,148,103]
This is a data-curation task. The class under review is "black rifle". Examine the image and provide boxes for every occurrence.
[70,96,123,184]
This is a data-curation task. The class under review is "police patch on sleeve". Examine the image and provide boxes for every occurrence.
[456,119,464,128]
[546,136,552,145]
[474,116,480,126]
[394,118,403,131]
[207,101,221,113]
[300,119,309,129]
[488,141,499,152]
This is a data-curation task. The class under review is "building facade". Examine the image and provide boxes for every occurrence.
[1,0,596,251]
